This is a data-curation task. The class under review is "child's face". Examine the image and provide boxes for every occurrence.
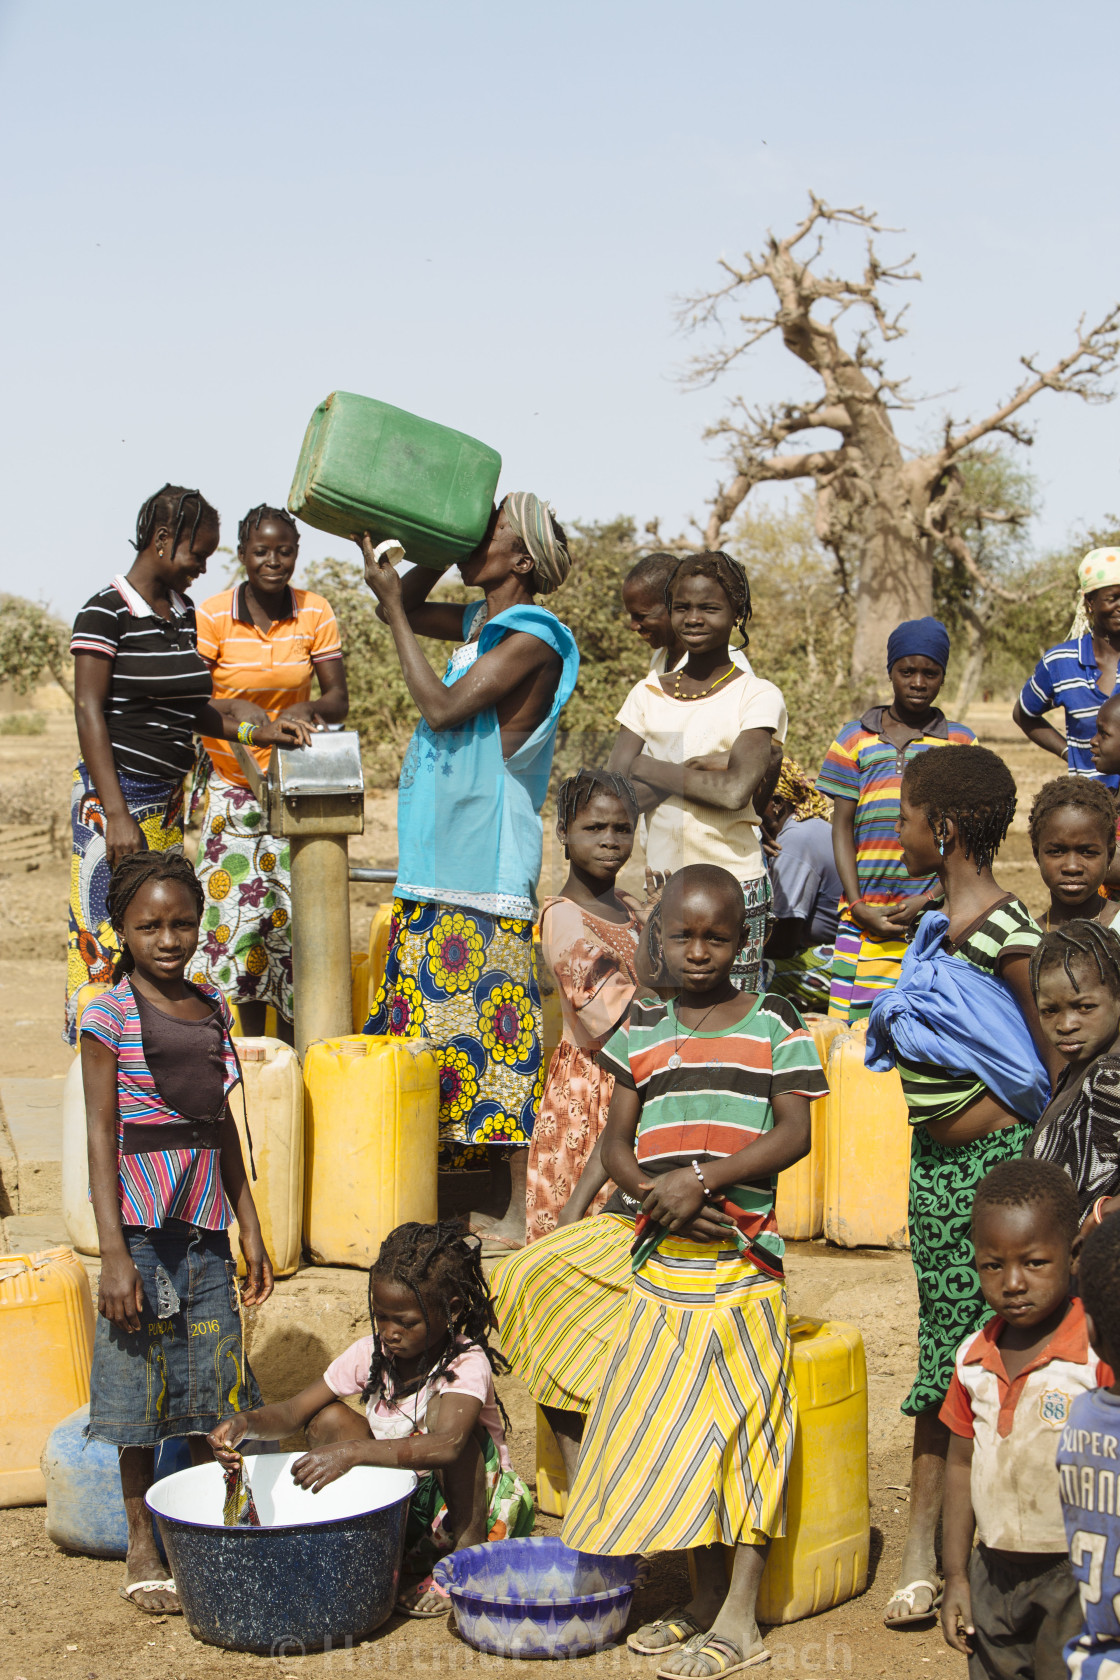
[622,580,672,651]
[1035,960,1120,1063]
[121,881,200,982]
[889,655,944,715]
[242,516,298,596]
[972,1203,1071,1327]
[1091,697,1120,778]
[660,886,742,991]
[669,574,734,656]
[896,788,943,878]
[1035,807,1112,909]
[371,1278,452,1364]
[558,792,635,883]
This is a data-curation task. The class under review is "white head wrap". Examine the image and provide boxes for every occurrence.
[1069,548,1120,637]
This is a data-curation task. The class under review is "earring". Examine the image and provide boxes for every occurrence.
[562,844,570,860]
[157,547,165,560]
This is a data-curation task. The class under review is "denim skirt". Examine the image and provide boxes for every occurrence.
[87,1221,261,1445]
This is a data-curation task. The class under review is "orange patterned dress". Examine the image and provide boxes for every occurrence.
[525,895,641,1243]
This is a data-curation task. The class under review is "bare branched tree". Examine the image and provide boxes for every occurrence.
[685,194,1120,681]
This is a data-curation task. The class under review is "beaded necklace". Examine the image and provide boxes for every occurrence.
[670,662,738,702]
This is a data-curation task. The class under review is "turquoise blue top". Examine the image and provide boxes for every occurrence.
[395,602,580,920]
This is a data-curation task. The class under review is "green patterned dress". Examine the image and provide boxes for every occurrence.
[897,896,1042,1416]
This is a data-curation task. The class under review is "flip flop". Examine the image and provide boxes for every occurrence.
[627,1609,706,1655]
[657,1633,770,1677]
[396,1575,452,1618]
[120,1579,180,1615]
[883,1578,942,1627]
[467,1224,524,1255]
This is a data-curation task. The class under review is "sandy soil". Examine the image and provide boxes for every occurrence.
[0,697,1062,1678]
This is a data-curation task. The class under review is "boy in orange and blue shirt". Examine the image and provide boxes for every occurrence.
[939,1160,1112,1680]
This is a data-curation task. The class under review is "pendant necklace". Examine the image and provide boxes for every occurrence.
[667,999,723,1069]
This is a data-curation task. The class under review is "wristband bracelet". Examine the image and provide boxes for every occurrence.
[849,897,866,911]
[1093,1195,1112,1227]
[691,1159,712,1200]
[236,721,259,745]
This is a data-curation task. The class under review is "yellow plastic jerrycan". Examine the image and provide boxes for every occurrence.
[756,1316,869,1623]
[367,902,394,1006]
[823,1025,910,1249]
[227,1038,304,1278]
[536,1405,569,1517]
[0,1249,94,1507]
[774,1013,845,1242]
[61,1057,99,1256]
[351,952,371,1032]
[303,1035,439,1268]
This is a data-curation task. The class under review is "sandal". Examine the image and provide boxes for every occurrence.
[883,1578,942,1627]
[396,1574,452,1618]
[657,1633,770,1677]
[120,1578,180,1615]
[627,1609,706,1655]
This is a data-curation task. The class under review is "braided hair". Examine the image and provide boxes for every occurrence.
[238,504,301,553]
[361,1221,511,1426]
[132,484,218,556]
[1028,776,1117,858]
[106,851,205,982]
[1029,918,1120,1000]
[556,767,639,830]
[971,1158,1080,1246]
[665,551,752,648]
[901,745,1017,874]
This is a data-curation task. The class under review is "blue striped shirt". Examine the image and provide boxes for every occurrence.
[1018,634,1120,788]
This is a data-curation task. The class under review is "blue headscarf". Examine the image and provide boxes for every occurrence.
[886,617,950,673]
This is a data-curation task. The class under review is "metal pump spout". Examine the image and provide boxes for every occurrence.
[234,731,364,1058]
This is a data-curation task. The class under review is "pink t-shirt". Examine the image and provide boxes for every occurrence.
[322,1335,512,1470]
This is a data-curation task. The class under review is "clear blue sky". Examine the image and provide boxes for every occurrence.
[2,0,1118,618]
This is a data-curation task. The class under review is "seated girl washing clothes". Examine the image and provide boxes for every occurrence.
[1028,777,1118,932]
[1027,920,1120,1225]
[81,851,273,1617]
[864,745,1057,1631]
[526,766,650,1244]
[209,1221,533,1617]
[560,863,827,1678]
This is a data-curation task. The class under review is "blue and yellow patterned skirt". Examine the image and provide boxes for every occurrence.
[366,897,545,1164]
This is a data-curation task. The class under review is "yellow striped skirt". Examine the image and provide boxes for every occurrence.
[491,1214,633,1413]
[560,1237,795,1556]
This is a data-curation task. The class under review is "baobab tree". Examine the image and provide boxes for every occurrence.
[687,195,1120,682]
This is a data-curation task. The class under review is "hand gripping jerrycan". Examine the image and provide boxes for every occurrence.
[303,1035,440,1268]
[0,1249,95,1506]
[288,392,502,569]
[774,1013,845,1242]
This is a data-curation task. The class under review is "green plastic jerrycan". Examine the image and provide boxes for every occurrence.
[287,391,502,570]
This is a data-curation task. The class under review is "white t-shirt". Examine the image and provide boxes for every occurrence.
[618,668,787,881]
[322,1334,512,1469]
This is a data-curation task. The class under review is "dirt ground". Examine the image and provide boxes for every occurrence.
[0,697,1060,1678]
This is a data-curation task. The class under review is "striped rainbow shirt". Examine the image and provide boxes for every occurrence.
[598,992,828,1277]
[80,977,239,1230]
[816,706,977,909]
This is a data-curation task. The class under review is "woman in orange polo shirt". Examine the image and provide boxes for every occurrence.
[193,505,348,1041]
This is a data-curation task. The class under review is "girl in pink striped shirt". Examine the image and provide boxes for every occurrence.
[81,850,272,1619]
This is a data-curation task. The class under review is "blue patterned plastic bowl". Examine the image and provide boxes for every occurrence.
[433,1536,639,1659]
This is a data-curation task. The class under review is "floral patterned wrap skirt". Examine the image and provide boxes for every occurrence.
[366,897,545,1166]
[192,774,293,1022]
